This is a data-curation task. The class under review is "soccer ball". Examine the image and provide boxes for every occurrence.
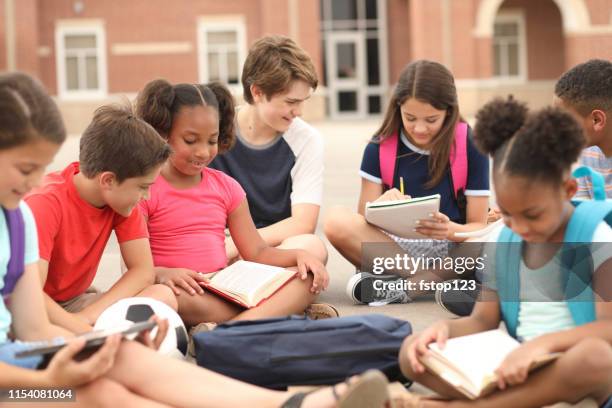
[94,297,188,359]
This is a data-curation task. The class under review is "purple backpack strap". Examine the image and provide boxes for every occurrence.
[379,132,399,189]
[449,122,468,198]
[2,207,25,298]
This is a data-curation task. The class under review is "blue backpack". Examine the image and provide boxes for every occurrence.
[496,166,612,338]
[194,314,412,389]
[1,207,25,300]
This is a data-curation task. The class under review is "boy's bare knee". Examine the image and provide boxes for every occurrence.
[139,284,178,311]
[302,234,328,264]
[281,234,328,264]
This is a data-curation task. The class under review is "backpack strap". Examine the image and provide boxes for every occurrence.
[379,132,399,190]
[378,122,469,195]
[559,197,610,327]
[1,207,25,298]
[573,166,606,201]
[495,226,522,338]
[561,240,596,326]
[566,200,612,242]
[496,197,610,338]
[449,122,468,198]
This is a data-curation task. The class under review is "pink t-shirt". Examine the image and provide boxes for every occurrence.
[139,168,246,273]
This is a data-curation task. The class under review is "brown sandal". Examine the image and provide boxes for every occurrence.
[281,369,389,408]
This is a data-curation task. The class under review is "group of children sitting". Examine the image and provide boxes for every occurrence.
[0,31,611,407]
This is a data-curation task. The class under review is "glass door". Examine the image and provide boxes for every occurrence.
[326,31,366,118]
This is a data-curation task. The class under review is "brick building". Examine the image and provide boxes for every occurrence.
[1,0,611,133]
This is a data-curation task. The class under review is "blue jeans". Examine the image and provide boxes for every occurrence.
[0,340,43,369]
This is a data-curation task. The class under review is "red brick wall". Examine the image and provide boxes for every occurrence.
[450,0,481,79]
[474,37,494,78]
[295,0,322,85]
[501,0,565,80]
[34,0,323,95]
[259,0,289,37]
[386,0,411,82]
[408,0,444,62]
[14,0,39,77]
[566,35,612,66]
[583,0,612,25]
[0,0,6,71]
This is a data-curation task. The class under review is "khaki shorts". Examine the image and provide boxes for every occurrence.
[58,287,103,313]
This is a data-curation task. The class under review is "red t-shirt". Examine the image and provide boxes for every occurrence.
[25,162,148,301]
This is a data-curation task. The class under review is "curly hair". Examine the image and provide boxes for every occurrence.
[474,96,585,185]
[555,59,612,116]
[136,79,235,153]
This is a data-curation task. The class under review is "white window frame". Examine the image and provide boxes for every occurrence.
[492,11,527,82]
[321,0,388,118]
[197,18,246,91]
[55,21,107,100]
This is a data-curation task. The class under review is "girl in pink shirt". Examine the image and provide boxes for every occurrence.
[137,79,329,326]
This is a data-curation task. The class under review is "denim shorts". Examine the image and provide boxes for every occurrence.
[0,340,44,369]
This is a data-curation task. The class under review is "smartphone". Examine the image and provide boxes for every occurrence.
[16,320,157,359]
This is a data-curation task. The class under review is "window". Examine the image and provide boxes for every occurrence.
[55,22,107,99]
[493,12,526,80]
[198,19,246,86]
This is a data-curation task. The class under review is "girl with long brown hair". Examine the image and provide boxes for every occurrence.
[325,60,490,305]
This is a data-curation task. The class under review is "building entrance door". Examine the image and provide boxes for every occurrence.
[325,31,366,118]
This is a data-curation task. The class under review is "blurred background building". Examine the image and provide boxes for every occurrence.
[1,0,611,133]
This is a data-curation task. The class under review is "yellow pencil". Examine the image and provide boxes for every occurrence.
[400,176,405,195]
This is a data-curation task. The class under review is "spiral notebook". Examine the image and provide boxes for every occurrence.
[365,194,441,239]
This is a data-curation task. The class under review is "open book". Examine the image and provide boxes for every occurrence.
[365,194,441,239]
[420,330,560,399]
[200,260,297,308]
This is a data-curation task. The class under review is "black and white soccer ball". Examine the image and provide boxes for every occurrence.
[94,297,188,359]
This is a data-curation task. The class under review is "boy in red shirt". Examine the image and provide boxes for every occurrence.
[26,105,176,333]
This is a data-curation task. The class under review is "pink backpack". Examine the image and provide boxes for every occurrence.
[378,122,468,199]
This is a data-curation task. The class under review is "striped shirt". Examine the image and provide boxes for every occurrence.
[575,146,612,199]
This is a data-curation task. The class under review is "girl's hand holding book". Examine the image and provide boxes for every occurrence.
[494,340,551,389]
[407,321,450,374]
[156,267,207,296]
[295,250,329,294]
[415,211,450,240]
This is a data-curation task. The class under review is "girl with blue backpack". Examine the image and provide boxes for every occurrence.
[399,97,612,407]
[325,60,490,305]
[0,72,389,408]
